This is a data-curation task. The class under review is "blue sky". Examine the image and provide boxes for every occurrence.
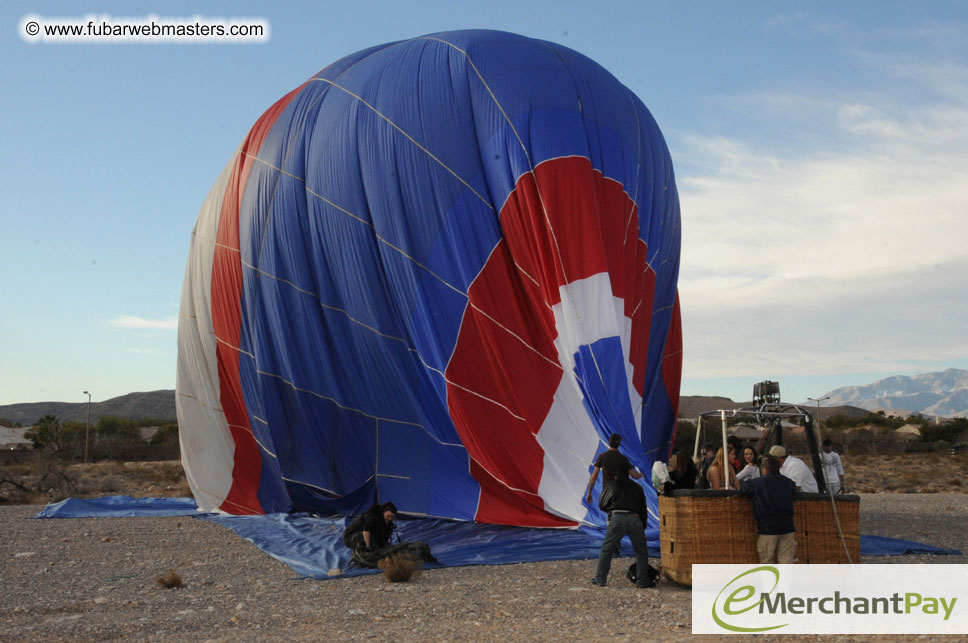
[2,1,966,407]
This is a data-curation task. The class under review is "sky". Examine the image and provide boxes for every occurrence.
[2,1,966,407]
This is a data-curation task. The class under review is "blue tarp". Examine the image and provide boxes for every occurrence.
[34,496,961,579]
[860,534,962,557]
[36,495,201,518]
[201,513,660,579]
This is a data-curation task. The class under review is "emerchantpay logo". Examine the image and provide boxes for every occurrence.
[693,564,966,635]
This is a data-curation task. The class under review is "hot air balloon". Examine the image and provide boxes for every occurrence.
[176,29,681,530]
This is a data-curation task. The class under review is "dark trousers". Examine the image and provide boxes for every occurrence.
[594,512,650,587]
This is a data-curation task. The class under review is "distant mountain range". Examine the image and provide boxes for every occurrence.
[676,396,870,421]
[1,368,964,427]
[821,368,968,418]
[0,390,176,426]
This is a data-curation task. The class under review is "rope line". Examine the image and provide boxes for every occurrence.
[308,77,494,211]
[429,35,622,436]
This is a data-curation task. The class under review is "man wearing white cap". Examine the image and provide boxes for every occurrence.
[768,445,819,493]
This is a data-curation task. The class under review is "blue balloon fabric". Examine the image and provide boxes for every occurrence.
[176,30,683,530]
[34,497,961,581]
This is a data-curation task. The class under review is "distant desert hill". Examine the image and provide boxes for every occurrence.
[678,396,747,418]
[0,390,175,426]
[2,377,950,428]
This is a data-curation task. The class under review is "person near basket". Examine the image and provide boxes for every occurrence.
[706,447,739,490]
[668,446,698,490]
[590,475,653,588]
[735,446,761,483]
[768,445,819,493]
[820,439,845,494]
[698,444,716,489]
[740,456,797,564]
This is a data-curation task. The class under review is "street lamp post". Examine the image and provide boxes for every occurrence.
[807,396,831,434]
[82,391,92,463]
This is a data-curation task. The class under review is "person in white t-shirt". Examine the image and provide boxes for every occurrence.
[768,445,819,493]
[820,439,845,493]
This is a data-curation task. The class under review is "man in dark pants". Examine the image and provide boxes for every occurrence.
[591,475,653,587]
[740,456,797,564]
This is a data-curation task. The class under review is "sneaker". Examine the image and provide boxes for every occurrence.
[590,578,606,587]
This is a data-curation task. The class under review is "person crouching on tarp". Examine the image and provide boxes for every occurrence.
[343,502,398,552]
[342,501,436,568]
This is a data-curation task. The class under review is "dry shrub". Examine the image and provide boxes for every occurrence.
[897,470,920,485]
[156,462,188,485]
[155,570,184,589]
[2,458,193,504]
[378,554,422,583]
[119,462,189,494]
[2,462,32,477]
[99,475,124,493]
[22,490,50,505]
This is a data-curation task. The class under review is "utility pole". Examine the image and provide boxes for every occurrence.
[807,396,831,434]
[83,391,92,463]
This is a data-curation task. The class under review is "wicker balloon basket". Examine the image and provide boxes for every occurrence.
[658,489,860,586]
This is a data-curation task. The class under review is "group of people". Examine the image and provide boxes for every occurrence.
[705,438,846,564]
[688,436,844,495]
[582,433,846,584]
[341,434,847,578]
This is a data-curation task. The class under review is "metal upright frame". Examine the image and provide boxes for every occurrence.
[692,402,826,493]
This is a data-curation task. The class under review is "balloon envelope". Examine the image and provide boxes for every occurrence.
[177,29,682,527]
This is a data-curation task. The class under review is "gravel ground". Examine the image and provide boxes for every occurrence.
[2,494,966,642]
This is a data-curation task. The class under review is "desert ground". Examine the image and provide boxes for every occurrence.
[2,454,967,641]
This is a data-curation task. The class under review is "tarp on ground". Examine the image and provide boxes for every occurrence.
[199,513,660,579]
[859,534,963,557]
[36,495,200,518]
[34,496,961,579]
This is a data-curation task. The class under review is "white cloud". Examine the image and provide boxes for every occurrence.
[674,64,968,385]
[109,315,178,330]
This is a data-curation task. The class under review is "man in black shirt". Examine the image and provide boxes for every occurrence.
[585,433,643,505]
[585,434,652,588]
[740,457,797,564]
